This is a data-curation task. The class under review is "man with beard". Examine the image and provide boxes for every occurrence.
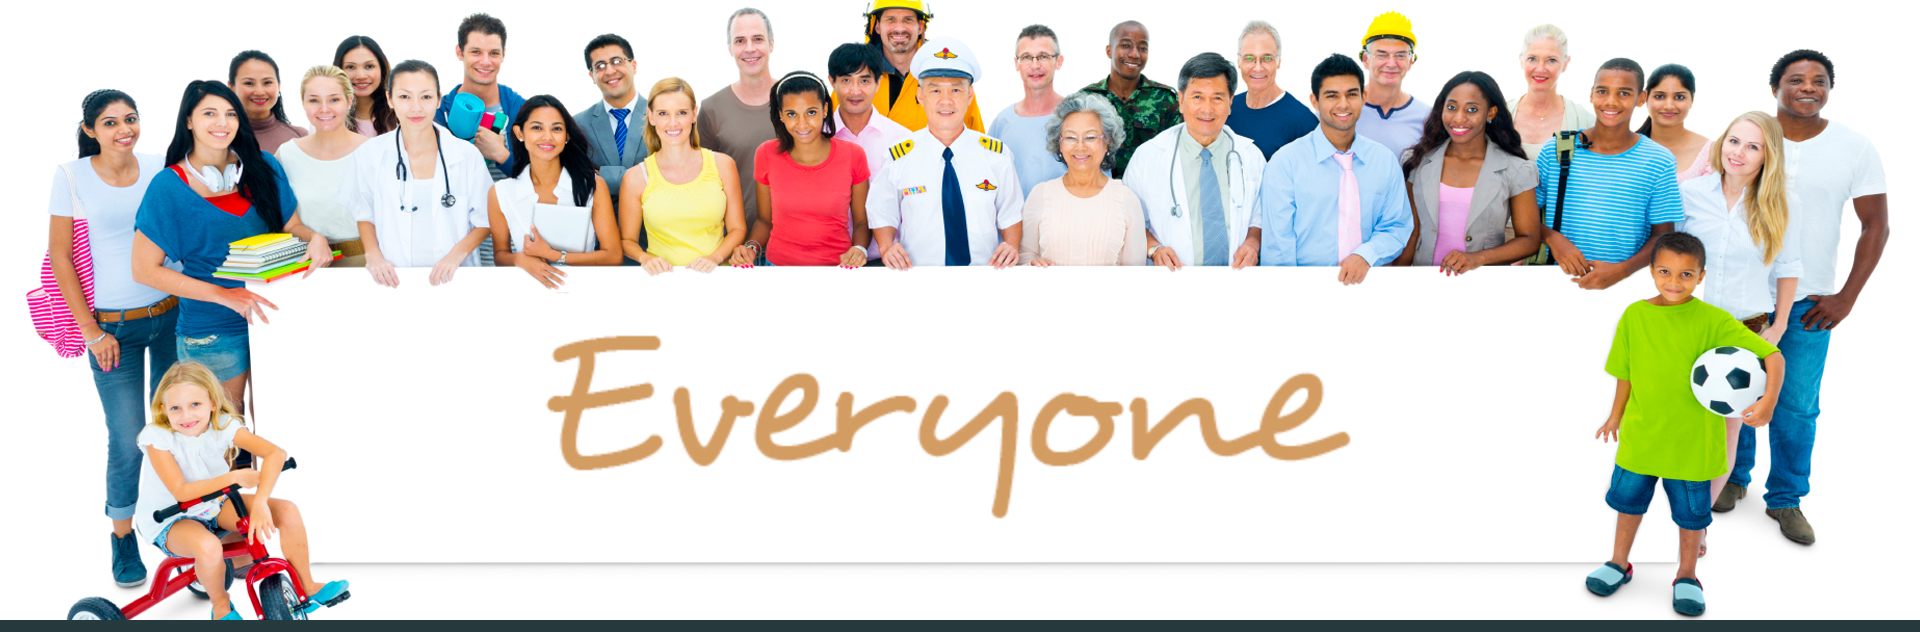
[862,1,984,132]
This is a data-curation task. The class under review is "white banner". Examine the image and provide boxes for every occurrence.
[252,266,1683,562]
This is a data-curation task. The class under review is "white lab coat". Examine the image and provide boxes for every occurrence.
[340,124,495,267]
[1120,123,1266,265]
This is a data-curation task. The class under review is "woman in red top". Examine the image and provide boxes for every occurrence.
[729,71,871,268]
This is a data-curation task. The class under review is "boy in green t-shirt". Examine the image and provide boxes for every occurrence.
[1583,232,1784,616]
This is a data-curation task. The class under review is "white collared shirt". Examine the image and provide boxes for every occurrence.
[1678,175,1804,319]
[606,94,639,136]
[865,127,1024,266]
[340,124,496,267]
[493,167,594,259]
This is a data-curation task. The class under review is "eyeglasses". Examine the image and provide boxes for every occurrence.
[1060,133,1105,146]
[1015,53,1060,65]
[592,57,633,73]
[1368,50,1417,63]
[1241,55,1277,67]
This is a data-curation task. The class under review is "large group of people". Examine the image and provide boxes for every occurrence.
[45,2,1889,618]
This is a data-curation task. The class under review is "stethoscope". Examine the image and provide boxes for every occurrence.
[395,127,456,211]
[1167,128,1245,219]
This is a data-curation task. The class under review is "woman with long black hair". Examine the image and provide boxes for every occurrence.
[1393,70,1541,272]
[229,50,308,153]
[335,35,398,136]
[131,80,299,409]
[487,94,622,288]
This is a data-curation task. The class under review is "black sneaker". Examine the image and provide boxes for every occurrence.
[111,532,147,588]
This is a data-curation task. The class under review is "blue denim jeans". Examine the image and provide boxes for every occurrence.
[90,305,179,520]
[1730,297,1828,509]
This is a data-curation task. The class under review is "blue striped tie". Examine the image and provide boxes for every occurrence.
[1198,147,1228,266]
[941,148,970,266]
[610,108,631,161]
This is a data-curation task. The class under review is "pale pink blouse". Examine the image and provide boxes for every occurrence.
[1018,178,1149,266]
[1677,142,1714,182]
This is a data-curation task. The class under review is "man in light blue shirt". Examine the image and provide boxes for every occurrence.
[989,24,1070,198]
[1259,53,1411,284]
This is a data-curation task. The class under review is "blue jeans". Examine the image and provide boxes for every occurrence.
[176,331,250,383]
[1730,297,1828,509]
[90,305,179,520]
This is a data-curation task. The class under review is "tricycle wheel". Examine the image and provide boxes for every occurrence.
[68,597,126,620]
[187,559,235,599]
[258,573,308,620]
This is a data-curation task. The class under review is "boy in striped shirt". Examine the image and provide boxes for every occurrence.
[1535,58,1682,290]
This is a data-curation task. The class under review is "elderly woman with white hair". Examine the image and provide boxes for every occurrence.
[1509,24,1597,159]
[1018,94,1148,266]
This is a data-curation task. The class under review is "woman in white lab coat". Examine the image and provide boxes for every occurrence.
[486,94,621,288]
[339,60,494,287]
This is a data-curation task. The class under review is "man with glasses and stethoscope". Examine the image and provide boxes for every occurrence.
[1122,52,1268,270]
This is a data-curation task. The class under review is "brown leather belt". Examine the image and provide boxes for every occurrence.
[94,296,178,324]
[333,239,366,258]
[1740,314,1769,334]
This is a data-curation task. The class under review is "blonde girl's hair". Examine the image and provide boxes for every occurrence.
[300,65,358,133]
[1709,111,1791,265]
[643,77,701,154]
[150,362,245,468]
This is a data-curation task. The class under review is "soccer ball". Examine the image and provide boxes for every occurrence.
[1690,346,1766,417]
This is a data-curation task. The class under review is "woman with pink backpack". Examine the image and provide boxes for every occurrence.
[38,88,180,589]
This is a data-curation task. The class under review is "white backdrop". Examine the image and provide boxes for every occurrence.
[5,0,1915,619]
[255,267,1661,563]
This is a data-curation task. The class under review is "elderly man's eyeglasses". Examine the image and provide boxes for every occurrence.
[1060,133,1105,146]
[593,57,633,73]
[1241,55,1277,67]
[1015,54,1060,65]
[1368,50,1416,63]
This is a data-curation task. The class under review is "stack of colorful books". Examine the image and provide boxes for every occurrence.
[213,234,340,283]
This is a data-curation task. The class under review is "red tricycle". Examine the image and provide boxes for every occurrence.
[67,457,348,620]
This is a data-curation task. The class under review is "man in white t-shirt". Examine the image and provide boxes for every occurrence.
[1718,50,1889,547]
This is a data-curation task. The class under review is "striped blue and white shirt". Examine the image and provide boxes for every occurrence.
[1534,136,1682,263]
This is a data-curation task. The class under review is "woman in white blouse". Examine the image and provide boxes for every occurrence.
[281,65,371,267]
[1508,24,1596,160]
[486,95,622,288]
[1018,94,1147,266]
[1676,110,1800,556]
[340,60,494,287]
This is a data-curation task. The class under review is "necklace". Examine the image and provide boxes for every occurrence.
[1522,94,1558,121]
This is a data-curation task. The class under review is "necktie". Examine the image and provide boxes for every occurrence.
[1197,147,1228,266]
[941,147,971,266]
[610,108,631,162]
[1333,152,1362,262]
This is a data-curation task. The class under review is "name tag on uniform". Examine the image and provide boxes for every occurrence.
[900,186,928,197]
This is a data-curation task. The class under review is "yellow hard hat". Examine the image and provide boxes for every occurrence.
[865,1,932,45]
[1361,11,1416,49]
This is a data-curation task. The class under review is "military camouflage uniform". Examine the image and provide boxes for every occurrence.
[1078,75,1181,179]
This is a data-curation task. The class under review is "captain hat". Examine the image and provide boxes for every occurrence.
[911,37,980,82]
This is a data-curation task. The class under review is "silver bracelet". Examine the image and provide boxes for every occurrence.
[86,330,108,346]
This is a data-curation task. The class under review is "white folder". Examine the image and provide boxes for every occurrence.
[532,203,595,254]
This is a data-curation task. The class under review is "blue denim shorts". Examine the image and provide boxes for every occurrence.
[1605,465,1713,530]
[176,331,250,382]
[151,499,229,558]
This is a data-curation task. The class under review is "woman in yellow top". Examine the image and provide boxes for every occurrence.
[617,77,748,275]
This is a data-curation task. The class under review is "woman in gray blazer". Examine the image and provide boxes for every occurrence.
[1393,71,1541,273]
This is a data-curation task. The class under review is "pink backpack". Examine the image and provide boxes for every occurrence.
[26,163,97,359]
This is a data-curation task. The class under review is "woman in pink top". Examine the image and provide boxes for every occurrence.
[1394,71,1541,273]
[1638,64,1713,182]
[1019,94,1147,266]
[729,72,871,268]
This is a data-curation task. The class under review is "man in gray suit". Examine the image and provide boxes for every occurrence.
[576,34,650,200]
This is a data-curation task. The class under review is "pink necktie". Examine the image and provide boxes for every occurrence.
[1333,152,1362,261]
